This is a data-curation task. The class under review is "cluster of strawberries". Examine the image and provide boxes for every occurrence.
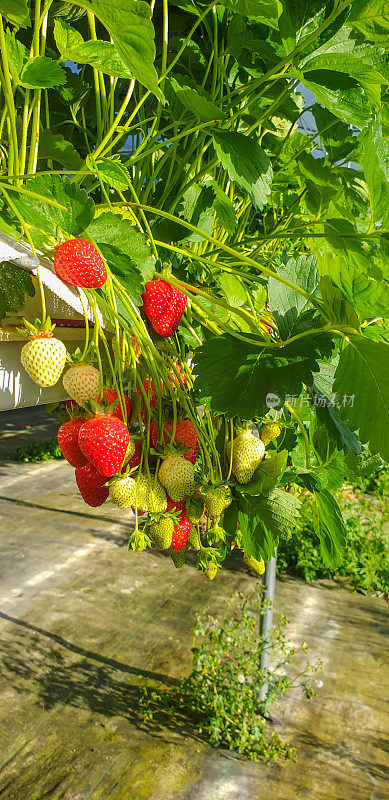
[20,237,280,577]
[48,238,196,558]
[57,369,199,560]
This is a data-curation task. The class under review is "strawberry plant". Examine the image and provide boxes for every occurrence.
[0,0,388,577]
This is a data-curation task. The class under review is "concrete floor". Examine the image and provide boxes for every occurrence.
[0,410,388,799]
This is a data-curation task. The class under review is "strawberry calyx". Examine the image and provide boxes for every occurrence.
[82,397,120,418]
[127,529,151,552]
[65,346,97,366]
[146,507,182,528]
[19,317,55,339]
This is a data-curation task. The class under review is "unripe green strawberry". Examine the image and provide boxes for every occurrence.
[204,485,232,518]
[149,517,174,550]
[158,455,195,502]
[261,422,282,446]
[147,478,168,513]
[228,429,265,484]
[63,363,100,407]
[109,474,166,513]
[205,562,218,581]
[188,527,201,550]
[169,547,187,569]
[186,497,204,524]
[244,553,265,575]
[109,475,143,509]
[21,325,67,388]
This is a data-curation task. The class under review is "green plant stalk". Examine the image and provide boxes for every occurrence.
[0,16,19,178]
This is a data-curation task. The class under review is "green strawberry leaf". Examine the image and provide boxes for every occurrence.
[54,19,133,78]
[13,175,94,237]
[193,333,334,419]
[38,130,82,171]
[85,0,163,99]
[358,118,389,231]
[0,262,35,322]
[166,74,225,122]
[333,335,389,461]
[20,56,66,89]
[100,246,143,307]
[238,449,288,496]
[86,212,155,283]
[218,0,282,28]
[300,474,346,569]
[212,130,273,210]
[0,0,30,28]
[239,488,301,561]
[346,0,389,45]
[310,385,361,455]
[268,254,319,340]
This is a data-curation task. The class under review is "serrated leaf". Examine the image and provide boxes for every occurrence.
[167,75,225,122]
[241,489,301,561]
[218,273,247,308]
[346,0,389,46]
[212,130,272,210]
[20,56,66,89]
[86,211,154,283]
[222,499,239,535]
[241,449,288,496]
[100,245,143,306]
[268,254,318,340]
[4,29,27,79]
[38,130,82,171]
[0,0,30,28]
[279,0,327,54]
[315,228,389,319]
[314,485,346,568]
[302,51,389,86]
[86,0,162,99]
[218,0,282,28]
[95,158,130,191]
[359,118,389,231]
[311,385,361,455]
[193,333,334,419]
[212,183,236,234]
[333,336,389,461]
[319,276,360,330]
[0,262,34,322]
[298,71,371,127]
[13,175,94,237]
[54,19,132,79]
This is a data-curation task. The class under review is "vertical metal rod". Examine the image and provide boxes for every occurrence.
[259,547,277,702]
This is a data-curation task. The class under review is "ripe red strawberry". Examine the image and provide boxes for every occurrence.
[54,239,107,288]
[98,388,132,423]
[171,512,191,550]
[78,413,130,477]
[142,278,187,337]
[150,419,198,464]
[57,417,87,467]
[75,462,108,507]
[166,497,191,550]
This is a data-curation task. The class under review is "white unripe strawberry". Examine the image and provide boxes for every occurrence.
[63,363,100,406]
[158,455,195,502]
[20,319,67,388]
[228,429,265,484]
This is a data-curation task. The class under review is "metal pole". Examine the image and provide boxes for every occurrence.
[259,547,277,702]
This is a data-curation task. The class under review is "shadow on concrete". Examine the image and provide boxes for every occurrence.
[0,611,179,687]
[0,495,128,528]
[0,613,203,748]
